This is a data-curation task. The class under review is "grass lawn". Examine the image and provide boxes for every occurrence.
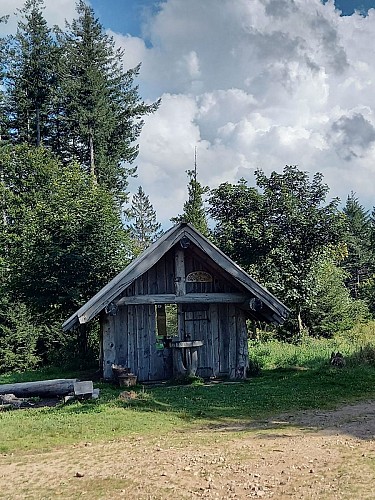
[2,325,375,498]
[1,360,375,455]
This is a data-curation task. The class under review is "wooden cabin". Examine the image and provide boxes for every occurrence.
[63,223,289,381]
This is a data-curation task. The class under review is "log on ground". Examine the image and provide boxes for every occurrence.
[0,379,79,398]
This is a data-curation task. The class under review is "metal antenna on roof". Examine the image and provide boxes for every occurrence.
[194,146,197,182]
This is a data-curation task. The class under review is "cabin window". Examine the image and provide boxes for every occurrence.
[155,304,178,349]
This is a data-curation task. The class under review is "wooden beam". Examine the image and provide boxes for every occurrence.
[175,247,186,296]
[115,293,250,306]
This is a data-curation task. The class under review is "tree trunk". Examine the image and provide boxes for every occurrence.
[36,106,41,146]
[296,306,304,336]
[89,128,97,183]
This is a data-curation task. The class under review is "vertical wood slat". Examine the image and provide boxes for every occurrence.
[147,305,156,380]
[136,305,147,380]
[175,248,186,296]
[177,304,184,341]
[236,310,248,379]
[165,250,175,293]
[210,304,220,377]
[156,256,167,294]
[115,305,128,366]
[219,305,229,376]
[199,309,212,378]
[127,305,136,375]
[195,311,203,373]
[102,315,116,379]
[147,263,158,294]
[203,308,212,377]
[228,304,237,378]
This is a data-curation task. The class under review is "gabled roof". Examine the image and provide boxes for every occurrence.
[62,223,290,331]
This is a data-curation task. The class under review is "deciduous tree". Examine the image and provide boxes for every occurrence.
[1,144,129,317]
[209,166,346,335]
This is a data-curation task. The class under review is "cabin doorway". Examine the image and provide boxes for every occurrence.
[152,304,178,380]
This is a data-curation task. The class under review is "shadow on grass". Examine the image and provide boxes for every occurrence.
[3,352,375,442]
[112,364,375,440]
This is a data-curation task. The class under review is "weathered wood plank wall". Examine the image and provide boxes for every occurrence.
[101,245,249,381]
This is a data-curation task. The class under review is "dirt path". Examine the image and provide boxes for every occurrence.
[1,401,375,499]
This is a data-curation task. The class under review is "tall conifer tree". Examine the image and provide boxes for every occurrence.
[172,150,209,236]
[57,0,160,197]
[127,186,162,256]
[4,0,57,146]
[342,193,373,298]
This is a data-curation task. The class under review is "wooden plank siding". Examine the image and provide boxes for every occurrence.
[101,243,253,382]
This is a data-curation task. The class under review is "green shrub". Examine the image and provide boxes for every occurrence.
[0,300,41,373]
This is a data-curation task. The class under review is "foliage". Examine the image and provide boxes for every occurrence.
[305,255,369,337]
[361,275,375,316]
[0,144,130,357]
[250,321,375,369]
[54,0,160,196]
[209,178,265,270]
[126,185,162,257]
[3,0,58,146]
[172,165,209,236]
[341,193,373,299]
[210,166,346,334]
[0,298,41,373]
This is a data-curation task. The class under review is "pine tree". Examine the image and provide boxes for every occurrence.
[172,151,209,236]
[3,0,57,146]
[56,0,160,197]
[342,193,373,298]
[127,186,162,257]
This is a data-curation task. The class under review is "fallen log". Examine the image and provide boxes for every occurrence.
[0,378,79,398]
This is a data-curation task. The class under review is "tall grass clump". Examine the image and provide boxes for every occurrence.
[249,321,375,371]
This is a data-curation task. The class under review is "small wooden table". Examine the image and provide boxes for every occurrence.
[171,340,204,377]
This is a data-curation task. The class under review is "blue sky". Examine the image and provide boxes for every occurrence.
[90,0,159,38]
[90,0,375,34]
[1,0,375,223]
[332,0,375,14]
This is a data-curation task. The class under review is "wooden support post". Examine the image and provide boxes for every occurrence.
[175,248,186,296]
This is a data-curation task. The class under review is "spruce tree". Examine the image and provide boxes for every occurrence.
[56,0,160,197]
[342,193,373,298]
[0,16,9,141]
[127,186,162,256]
[305,254,369,337]
[172,153,209,236]
[3,0,57,146]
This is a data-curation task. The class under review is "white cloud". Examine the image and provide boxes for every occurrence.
[119,0,375,226]
[3,0,375,226]
[0,0,76,35]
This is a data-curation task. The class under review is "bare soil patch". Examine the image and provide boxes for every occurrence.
[1,400,375,499]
